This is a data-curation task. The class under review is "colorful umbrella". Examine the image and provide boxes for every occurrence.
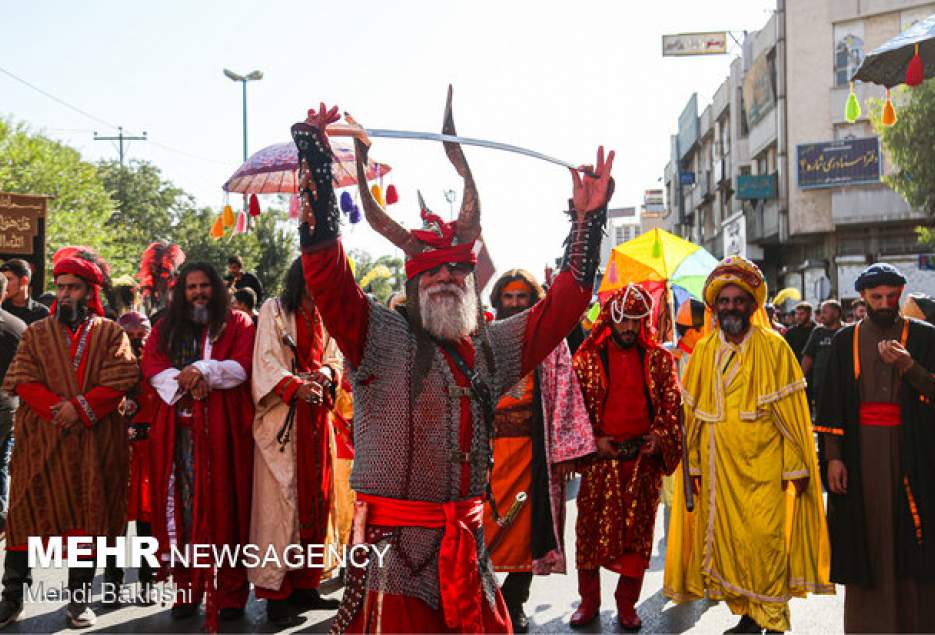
[222,139,392,194]
[598,228,717,341]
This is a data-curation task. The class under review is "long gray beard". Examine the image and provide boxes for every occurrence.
[419,277,478,342]
[191,305,210,325]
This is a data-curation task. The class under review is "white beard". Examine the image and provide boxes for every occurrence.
[419,276,478,341]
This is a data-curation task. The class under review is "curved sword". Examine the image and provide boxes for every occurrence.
[326,123,580,171]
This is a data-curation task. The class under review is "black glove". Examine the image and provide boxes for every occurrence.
[291,123,341,250]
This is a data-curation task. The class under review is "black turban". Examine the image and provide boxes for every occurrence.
[854,263,907,292]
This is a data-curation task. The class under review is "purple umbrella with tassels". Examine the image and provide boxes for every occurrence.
[222,139,391,194]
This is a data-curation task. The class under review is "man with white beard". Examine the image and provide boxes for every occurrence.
[292,90,615,633]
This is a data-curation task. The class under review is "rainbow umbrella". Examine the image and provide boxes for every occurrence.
[598,228,717,340]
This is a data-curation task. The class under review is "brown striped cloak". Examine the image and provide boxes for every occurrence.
[2,316,138,546]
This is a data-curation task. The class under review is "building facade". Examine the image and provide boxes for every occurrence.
[665,0,935,306]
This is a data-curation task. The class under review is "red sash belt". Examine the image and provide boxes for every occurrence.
[357,493,485,633]
[858,402,902,427]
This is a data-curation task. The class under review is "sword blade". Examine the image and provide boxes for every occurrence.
[364,129,579,171]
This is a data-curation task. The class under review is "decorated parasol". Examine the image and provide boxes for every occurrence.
[222,139,391,194]
[598,228,717,342]
[845,13,935,125]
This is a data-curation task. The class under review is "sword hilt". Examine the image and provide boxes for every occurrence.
[497,491,528,528]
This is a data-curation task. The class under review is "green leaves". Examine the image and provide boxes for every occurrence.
[0,119,116,283]
[0,118,298,296]
[872,82,935,219]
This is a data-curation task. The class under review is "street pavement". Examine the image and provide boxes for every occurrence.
[0,479,844,633]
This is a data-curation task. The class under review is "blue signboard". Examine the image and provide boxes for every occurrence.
[736,174,777,200]
[679,171,696,185]
[796,137,881,189]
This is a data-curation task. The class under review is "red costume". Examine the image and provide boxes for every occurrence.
[571,284,683,628]
[126,381,157,524]
[142,310,255,616]
[303,244,590,634]
[293,93,611,634]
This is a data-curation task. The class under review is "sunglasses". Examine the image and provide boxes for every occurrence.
[426,262,475,276]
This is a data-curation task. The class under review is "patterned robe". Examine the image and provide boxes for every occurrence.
[2,316,137,546]
[572,337,682,570]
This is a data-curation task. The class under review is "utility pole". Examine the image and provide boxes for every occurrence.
[94,127,147,165]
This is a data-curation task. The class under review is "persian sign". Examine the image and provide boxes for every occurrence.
[662,32,728,57]
[796,138,881,189]
[0,193,45,255]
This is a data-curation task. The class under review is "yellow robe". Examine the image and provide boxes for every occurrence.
[663,326,833,631]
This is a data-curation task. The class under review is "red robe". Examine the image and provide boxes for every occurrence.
[141,311,255,610]
[126,381,157,523]
[302,242,590,633]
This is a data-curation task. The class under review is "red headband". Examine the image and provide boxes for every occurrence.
[404,241,478,280]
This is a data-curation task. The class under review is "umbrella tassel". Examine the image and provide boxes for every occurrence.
[882,88,897,126]
[845,82,861,123]
[906,43,924,87]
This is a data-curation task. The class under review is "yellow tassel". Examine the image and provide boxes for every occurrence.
[222,204,235,227]
[882,88,897,127]
[371,184,385,207]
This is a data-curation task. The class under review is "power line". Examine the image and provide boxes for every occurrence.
[0,65,124,132]
[147,139,232,166]
[0,65,232,167]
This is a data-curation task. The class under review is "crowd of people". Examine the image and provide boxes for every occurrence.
[0,100,930,635]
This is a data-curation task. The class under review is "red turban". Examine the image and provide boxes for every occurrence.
[403,209,479,280]
[52,254,106,317]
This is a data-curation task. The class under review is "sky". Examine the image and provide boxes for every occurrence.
[1,0,776,281]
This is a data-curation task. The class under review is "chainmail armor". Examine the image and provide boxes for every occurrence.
[348,299,528,610]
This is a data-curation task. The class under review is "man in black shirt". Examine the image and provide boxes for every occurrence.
[802,299,843,406]
[0,273,26,533]
[225,255,263,303]
[783,301,815,361]
[0,259,49,325]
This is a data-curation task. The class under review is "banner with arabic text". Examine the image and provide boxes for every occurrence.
[796,137,881,189]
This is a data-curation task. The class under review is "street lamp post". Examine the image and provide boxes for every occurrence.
[223,68,263,162]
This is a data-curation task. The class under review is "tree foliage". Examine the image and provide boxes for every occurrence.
[97,159,193,275]
[0,119,116,282]
[167,207,296,298]
[348,248,405,305]
[873,81,935,217]
[0,118,299,296]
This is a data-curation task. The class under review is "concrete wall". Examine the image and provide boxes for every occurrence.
[837,254,935,299]
[831,186,922,225]
[832,0,935,22]
[786,0,835,236]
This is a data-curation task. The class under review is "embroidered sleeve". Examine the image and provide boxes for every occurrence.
[274,376,302,404]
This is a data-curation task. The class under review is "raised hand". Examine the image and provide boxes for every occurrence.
[305,102,340,130]
[570,146,615,219]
